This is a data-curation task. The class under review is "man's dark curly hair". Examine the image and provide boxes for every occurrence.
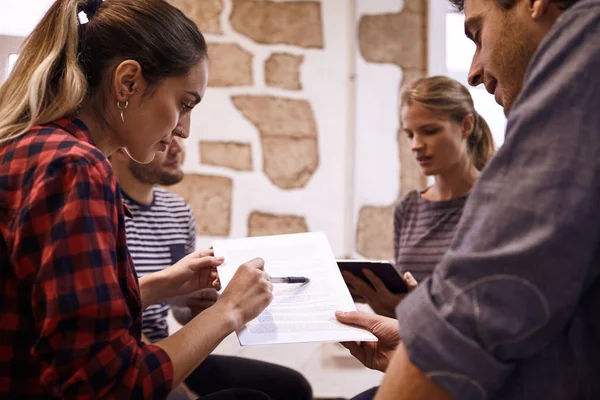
[449,0,579,12]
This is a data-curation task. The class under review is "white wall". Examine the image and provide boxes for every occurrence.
[0,0,54,37]
[428,0,448,76]
[446,12,507,147]
[0,35,22,82]
[351,1,403,256]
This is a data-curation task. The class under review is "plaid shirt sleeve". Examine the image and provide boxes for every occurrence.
[13,155,174,398]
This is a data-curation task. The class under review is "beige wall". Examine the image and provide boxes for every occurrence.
[0,35,23,82]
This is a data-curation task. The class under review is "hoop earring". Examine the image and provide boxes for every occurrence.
[117,100,129,122]
[122,146,154,164]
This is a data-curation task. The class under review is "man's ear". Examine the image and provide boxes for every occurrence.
[112,60,147,102]
[531,0,552,20]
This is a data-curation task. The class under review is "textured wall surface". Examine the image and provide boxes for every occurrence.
[199,141,253,171]
[168,0,224,34]
[207,43,254,87]
[230,0,324,49]
[168,0,427,258]
[232,95,319,189]
[265,53,304,90]
[168,174,233,236]
[248,211,309,237]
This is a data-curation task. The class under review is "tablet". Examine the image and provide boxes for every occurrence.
[337,260,408,294]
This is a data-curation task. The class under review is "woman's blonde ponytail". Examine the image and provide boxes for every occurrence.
[0,0,86,144]
[468,112,495,171]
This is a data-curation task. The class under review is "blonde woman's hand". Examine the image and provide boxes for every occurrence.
[343,270,418,318]
[403,271,418,289]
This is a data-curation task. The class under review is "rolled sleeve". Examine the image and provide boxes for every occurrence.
[397,281,511,399]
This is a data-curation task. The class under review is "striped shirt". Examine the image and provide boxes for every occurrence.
[393,190,467,282]
[122,187,196,342]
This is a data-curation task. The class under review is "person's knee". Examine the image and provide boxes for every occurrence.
[351,386,378,400]
[231,389,272,400]
[278,367,313,400]
[202,388,272,400]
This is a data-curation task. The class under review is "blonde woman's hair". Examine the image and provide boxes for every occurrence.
[0,0,86,145]
[401,75,496,170]
[0,0,208,146]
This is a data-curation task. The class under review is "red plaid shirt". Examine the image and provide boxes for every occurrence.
[0,118,173,398]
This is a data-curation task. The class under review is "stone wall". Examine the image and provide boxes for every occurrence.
[166,0,427,258]
[167,0,351,256]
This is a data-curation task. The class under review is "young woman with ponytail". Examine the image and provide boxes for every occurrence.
[343,76,496,319]
[0,1,274,398]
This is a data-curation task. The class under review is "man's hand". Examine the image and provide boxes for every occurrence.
[335,311,400,372]
[343,270,418,317]
[187,288,219,316]
[152,249,223,303]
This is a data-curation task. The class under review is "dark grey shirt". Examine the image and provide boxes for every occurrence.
[394,190,468,282]
[396,1,600,399]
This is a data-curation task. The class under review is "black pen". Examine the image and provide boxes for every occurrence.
[270,276,310,284]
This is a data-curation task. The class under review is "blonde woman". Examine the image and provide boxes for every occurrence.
[0,1,273,398]
[344,76,495,318]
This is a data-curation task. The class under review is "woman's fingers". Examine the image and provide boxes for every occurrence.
[362,269,389,293]
[343,271,375,293]
[403,272,418,290]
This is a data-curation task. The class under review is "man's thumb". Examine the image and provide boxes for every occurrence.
[335,311,372,329]
[188,256,223,271]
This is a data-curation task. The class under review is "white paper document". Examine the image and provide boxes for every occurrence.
[213,232,378,346]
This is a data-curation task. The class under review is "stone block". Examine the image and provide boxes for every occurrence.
[358,8,426,71]
[230,0,324,49]
[262,137,319,190]
[248,211,309,237]
[207,42,253,87]
[167,174,232,236]
[168,0,224,34]
[265,53,304,91]
[355,205,395,260]
[200,141,253,171]
[232,95,317,138]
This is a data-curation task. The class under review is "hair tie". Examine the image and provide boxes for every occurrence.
[78,0,103,21]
